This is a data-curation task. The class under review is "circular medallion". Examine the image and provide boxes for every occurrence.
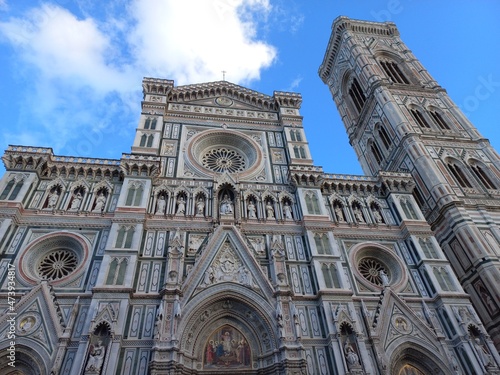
[17,313,41,335]
[358,257,389,286]
[215,97,233,107]
[37,249,78,281]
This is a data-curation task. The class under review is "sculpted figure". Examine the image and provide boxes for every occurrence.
[93,193,106,212]
[47,190,59,208]
[156,195,166,214]
[85,340,106,373]
[176,196,185,214]
[266,201,275,218]
[247,201,257,218]
[196,198,205,216]
[283,202,293,219]
[220,194,233,215]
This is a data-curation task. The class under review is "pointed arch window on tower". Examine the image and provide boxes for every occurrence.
[146,134,154,148]
[314,233,332,255]
[348,78,366,113]
[379,60,410,84]
[140,134,147,147]
[322,263,340,288]
[447,162,472,188]
[106,257,128,285]
[377,124,392,150]
[471,164,497,189]
[410,109,431,129]
[125,183,144,206]
[419,238,438,259]
[144,117,157,130]
[115,226,134,248]
[370,142,383,165]
[0,176,24,200]
[429,111,450,130]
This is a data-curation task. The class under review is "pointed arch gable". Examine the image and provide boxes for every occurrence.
[181,226,275,303]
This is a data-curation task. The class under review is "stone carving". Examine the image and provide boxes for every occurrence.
[201,244,253,287]
[353,207,364,223]
[335,205,344,222]
[379,270,389,286]
[247,200,257,218]
[196,198,205,216]
[156,195,166,214]
[283,202,293,219]
[344,344,360,368]
[472,338,493,368]
[176,196,186,215]
[265,201,275,218]
[220,194,234,215]
[47,190,59,208]
[93,193,107,213]
[85,340,106,373]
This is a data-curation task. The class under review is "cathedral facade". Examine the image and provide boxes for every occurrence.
[0,16,499,375]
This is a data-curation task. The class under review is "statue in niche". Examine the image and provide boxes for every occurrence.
[247,200,257,218]
[353,206,364,222]
[156,195,166,214]
[335,205,344,222]
[283,202,293,219]
[85,340,106,373]
[344,344,360,367]
[93,192,107,212]
[220,194,233,215]
[266,201,275,218]
[176,196,186,214]
[473,337,493,367]
[196,197,205,216]
[373,207,383,223]
[47,189,59,208]
[69,192,83,210]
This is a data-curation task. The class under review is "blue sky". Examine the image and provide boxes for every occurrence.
[1,1,499,177]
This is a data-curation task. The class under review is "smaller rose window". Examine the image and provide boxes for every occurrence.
[37,249,78,281]
[201,148,246,173]
[358,257,389,286]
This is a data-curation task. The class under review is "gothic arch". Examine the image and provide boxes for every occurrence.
[0,343,47,375]
[179,285,278,370]
[388,341,452,375]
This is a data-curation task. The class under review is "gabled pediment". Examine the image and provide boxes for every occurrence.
[182,225,274,303]
[169,81,277,112]
[372,288,442,354]
[0,281,66,356]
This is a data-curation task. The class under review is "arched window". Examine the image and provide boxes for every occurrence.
[429,111,450,130]
[370,141,383,165]
[447,162,472,188]
[305,193,321,215]
[0,176,24,200]
[322,263,340,288]
[150,118,157,130]
[144,118,151,129]
[125,182,144,206]
[115,226,134,248]
[349,78,366,113]
[470,164,497,189]
[299,146,306,159]
[147,134,154,147]
[410,109,431,129]
[140,134,147,147]
[294,130,302,142]
[379,60,410,84]
[433,267,455,292]
[293,145,300,158]
[106,258,128,285]
[419,238,438,259]
[377,124,392,149]
[314,233,332,255]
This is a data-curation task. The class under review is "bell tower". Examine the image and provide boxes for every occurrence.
[319,16,500,349]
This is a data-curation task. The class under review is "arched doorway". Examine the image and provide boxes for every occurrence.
[390,345,451,375]
[0,345,46,375]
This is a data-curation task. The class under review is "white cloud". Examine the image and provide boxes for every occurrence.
[0,0,277,159]
[127,0,277,85]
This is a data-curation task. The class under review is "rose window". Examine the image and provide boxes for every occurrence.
[37,249,78,281]
[201,148,246,173]
[358,257,389,286]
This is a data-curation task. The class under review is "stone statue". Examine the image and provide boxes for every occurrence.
[335,205,344,222]
[196,198,205,216]
[220,194,233,215]
[379,270,389,286]
[69,192,82,210]
[156,195,166,214]
[373,208,383,223]
[283,202,293,219]
[473,337,493,367]
[266,201,275,218]
[247,201,257,218]
[176,196,185,214]
[93,193,106,212]
[47,190,59,208]
[344,344,360,367]
[354,207,364,222]
[85,340,106,373]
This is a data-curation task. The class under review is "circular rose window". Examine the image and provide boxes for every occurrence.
[358,257,389,286]
[349,242,408,291]
[201,147,246,173]
[37,249,78,281]
[18,233,88,286]
[185,130,264,179]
